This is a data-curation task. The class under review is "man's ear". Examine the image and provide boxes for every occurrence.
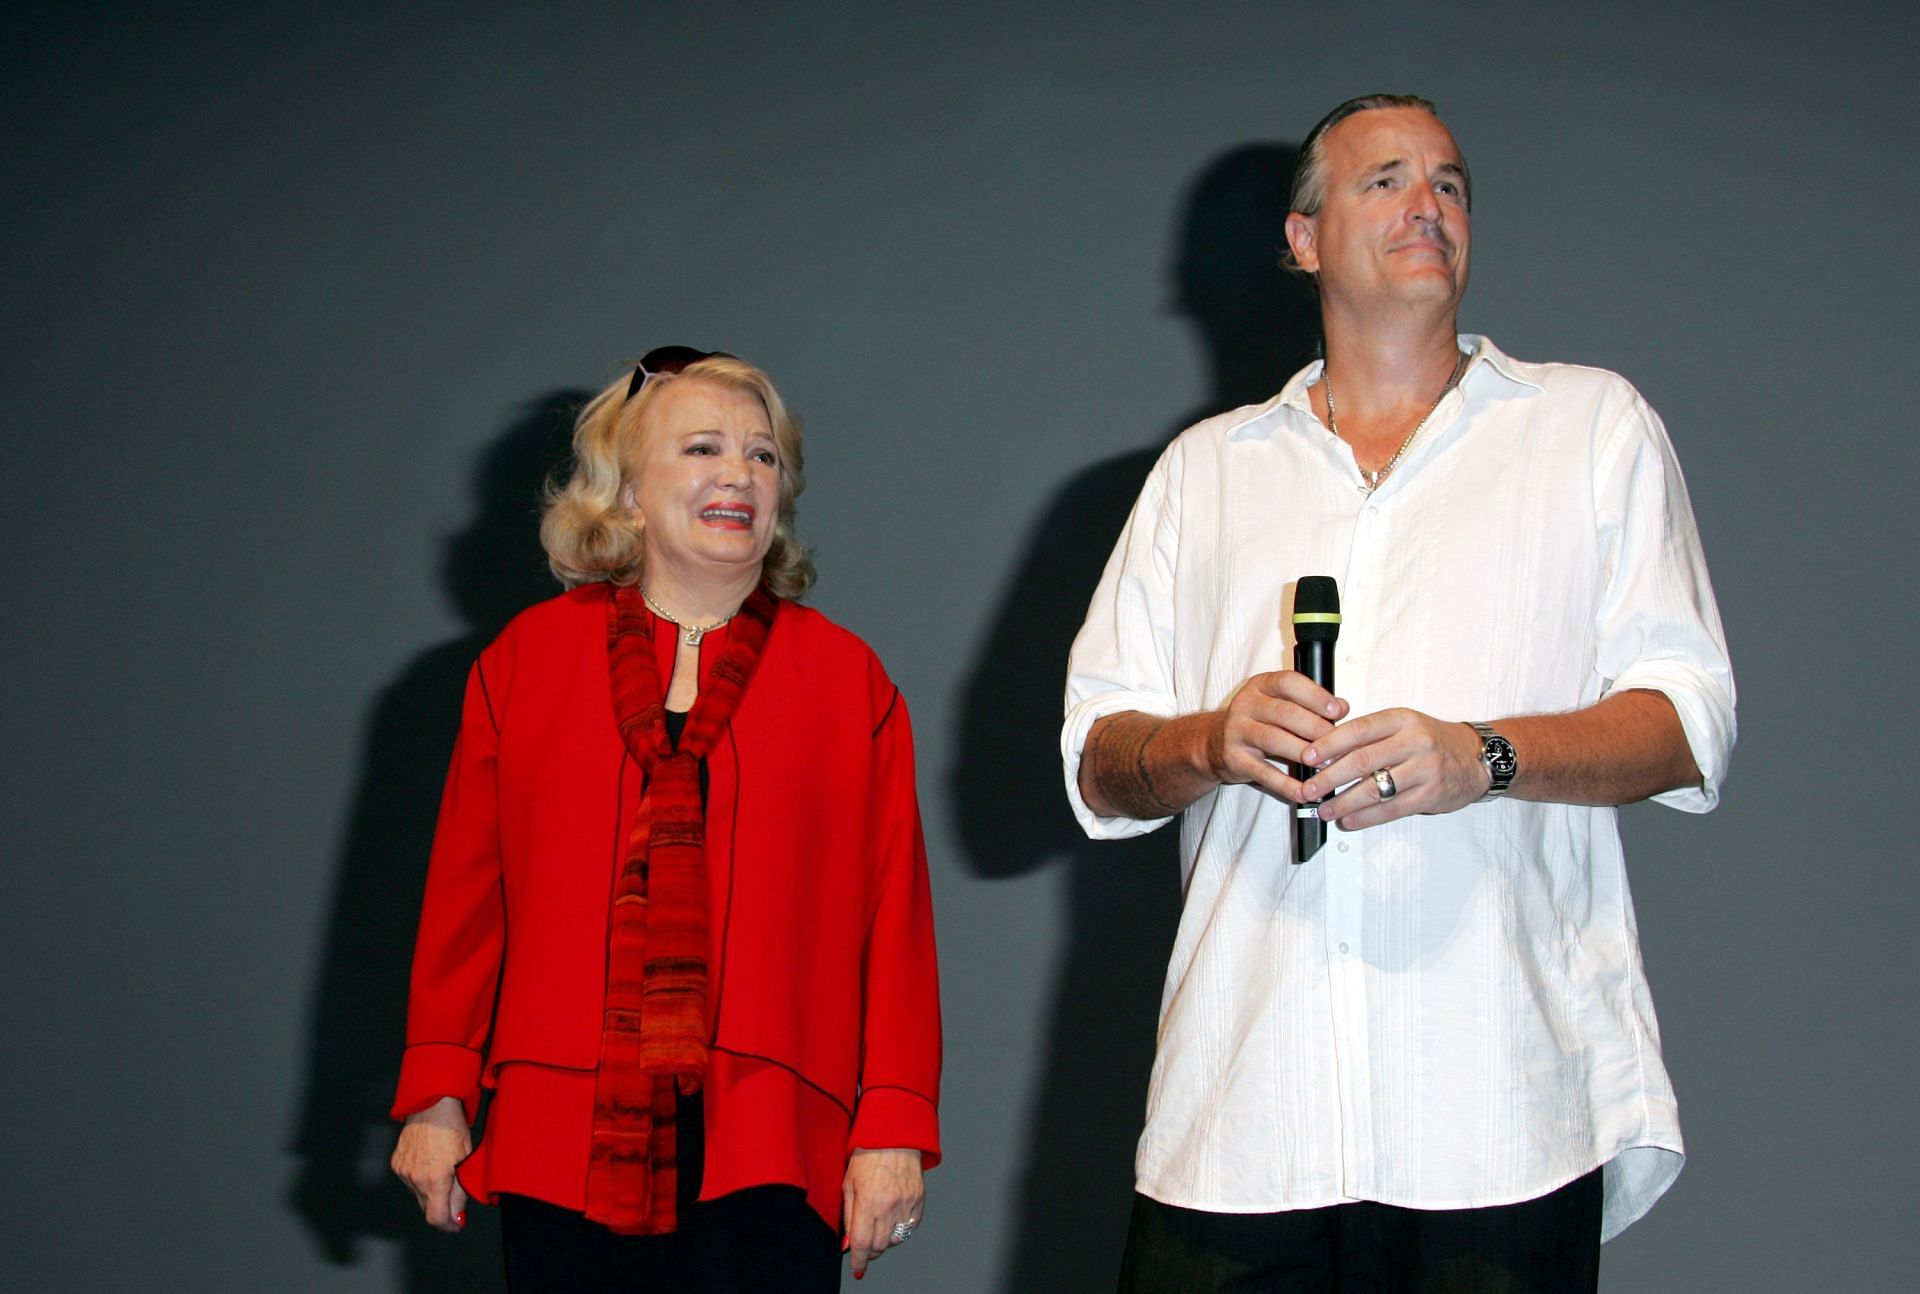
[1284,211,1319,273]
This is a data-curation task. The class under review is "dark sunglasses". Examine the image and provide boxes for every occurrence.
[625,345,737,400]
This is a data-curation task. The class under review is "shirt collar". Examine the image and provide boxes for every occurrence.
[1225,334,1543,441]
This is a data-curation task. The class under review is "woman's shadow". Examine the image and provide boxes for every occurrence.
[285,391,585,1291]
[951,143,1319,1292]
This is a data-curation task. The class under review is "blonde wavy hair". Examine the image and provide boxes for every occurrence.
[540,355,814,598]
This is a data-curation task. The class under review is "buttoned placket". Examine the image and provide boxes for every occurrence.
[1316,376,1471,1201]
[1326,479,1378,1198]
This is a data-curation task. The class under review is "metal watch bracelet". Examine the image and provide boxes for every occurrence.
[1468,721,1517,800]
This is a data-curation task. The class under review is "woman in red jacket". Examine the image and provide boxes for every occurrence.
[390,348,941,1291]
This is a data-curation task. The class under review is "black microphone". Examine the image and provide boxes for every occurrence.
[1291,576,1340,863]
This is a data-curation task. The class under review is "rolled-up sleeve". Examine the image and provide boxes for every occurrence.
[1592,394,1737,812]
[391,657,506,1124]
[1062,445,1185,839]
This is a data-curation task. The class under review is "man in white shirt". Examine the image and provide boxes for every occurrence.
[1063,94,1735,1291]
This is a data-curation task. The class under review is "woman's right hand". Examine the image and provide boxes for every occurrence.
[390,1096,472,1232]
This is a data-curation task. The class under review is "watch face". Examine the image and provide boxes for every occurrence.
[1486,737,1518,780]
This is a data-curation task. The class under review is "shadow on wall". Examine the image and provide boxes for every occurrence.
[951,143,1320,1293]
[285,391,586,1291]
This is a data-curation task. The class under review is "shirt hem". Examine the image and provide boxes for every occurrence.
[1135,1138,1682,1233]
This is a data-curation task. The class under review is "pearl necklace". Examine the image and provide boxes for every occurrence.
[1324,349,1466,495]
[641,588,736,646]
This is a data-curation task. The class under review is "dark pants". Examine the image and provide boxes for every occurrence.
[1117,1169,1602,1294]
[497,1091,840,1293]
[499,1188,839,1293]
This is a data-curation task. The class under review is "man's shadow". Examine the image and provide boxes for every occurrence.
[951,143,1318,1292]
[286,391,585,1291]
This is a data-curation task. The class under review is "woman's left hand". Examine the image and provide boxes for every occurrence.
[842,1147,924,1279]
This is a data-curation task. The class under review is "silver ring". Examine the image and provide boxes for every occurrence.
[1372,768,1398,801]
[891,1220,916,1242]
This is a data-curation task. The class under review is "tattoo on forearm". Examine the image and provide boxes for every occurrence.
[1091,714,1181,819]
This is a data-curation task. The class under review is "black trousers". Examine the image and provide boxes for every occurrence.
[497,1091,840,1293]
[1117,1169,1603,1294]
[499,1189,839,1293]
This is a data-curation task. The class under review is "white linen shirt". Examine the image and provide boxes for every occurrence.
[1062,335,1735,1241]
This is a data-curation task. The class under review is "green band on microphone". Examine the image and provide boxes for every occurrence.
[1292,612,1342,623]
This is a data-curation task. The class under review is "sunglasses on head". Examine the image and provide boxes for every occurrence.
[625,346,737,400]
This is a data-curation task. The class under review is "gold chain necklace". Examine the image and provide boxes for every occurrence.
[641,588,737,646]
[1324,349,1466,495]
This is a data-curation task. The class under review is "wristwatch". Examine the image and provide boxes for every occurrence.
[1467,721,1517,800]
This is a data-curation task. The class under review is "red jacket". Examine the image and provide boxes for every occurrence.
[392,586,941,1224]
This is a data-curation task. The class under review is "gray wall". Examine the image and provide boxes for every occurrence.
[4,2,1914,1289]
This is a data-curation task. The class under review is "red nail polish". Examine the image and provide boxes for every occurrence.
[456,1211,467,1228]
[854,1271,865,1281]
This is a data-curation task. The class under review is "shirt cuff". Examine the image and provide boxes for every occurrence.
[1607,664,1736,813]
[848,1086,941,1170]
[1061,695,1177,840]
[391,1042,484,1124]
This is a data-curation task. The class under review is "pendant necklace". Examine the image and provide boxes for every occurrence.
[641,588,736,646]
[1324,349,1467,495]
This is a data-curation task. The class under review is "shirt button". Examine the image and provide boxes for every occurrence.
[1338,942,1350,954]
[1337,842,1349,853]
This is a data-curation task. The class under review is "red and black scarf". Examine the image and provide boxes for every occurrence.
[585,581,778,1235]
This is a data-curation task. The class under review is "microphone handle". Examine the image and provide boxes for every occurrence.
[1292,639,1334,863]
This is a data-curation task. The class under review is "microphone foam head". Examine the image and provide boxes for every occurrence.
[1292,576,1341,642]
